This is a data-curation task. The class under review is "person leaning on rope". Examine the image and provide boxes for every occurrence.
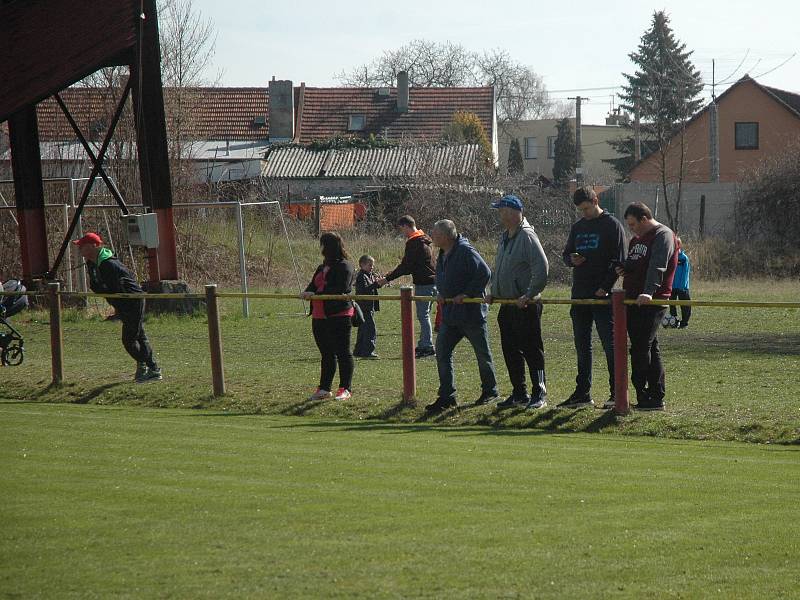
[616,202,678,412]
[73,232,162,383]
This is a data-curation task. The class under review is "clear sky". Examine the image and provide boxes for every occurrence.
[192,0,799,125]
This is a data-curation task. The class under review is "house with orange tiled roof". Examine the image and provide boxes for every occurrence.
[629,75,800,184]
[1,72,497,189]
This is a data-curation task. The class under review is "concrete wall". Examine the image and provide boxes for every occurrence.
[604,182,739,237]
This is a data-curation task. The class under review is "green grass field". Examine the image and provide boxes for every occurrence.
[2,278,799,597]
[2,402,799,598]
[2,279,799,444]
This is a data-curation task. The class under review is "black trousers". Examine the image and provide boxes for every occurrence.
[626,305,667,403]
[120,305,156,368]
[312,316,354,391]
[669,289,691,323]
[497,304,545,396]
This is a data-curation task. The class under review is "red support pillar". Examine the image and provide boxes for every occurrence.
[8,106,49,282]
[400,286,416,404]
[154,207,178,280]
[612,289,629,415]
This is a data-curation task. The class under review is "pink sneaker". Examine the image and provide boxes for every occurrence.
[309,388,333,401]
[334,388,352,401]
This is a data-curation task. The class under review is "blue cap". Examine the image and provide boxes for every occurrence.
[491,194,523,211]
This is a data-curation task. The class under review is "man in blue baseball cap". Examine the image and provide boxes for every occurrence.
[485,194,550,410]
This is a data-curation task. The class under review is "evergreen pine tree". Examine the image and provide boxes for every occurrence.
[507,138,524,175]
[608,11,703,183]
[553,118,576,185]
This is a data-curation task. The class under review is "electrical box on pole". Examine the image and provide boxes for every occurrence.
[124,213,160,248]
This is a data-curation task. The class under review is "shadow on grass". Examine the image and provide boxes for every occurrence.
[679,333,800,356]
[69,382,127,404]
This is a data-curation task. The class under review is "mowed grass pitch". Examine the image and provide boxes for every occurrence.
[2,402,799,599]
[2,280,799,444]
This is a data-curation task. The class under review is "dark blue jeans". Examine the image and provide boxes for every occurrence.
[627,305,667,403]
[353,308,377,356]
[570,304,614,396]
[435,320,498,402]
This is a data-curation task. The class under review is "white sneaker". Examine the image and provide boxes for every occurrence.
[309,388,333,401]
[334,387,352,401]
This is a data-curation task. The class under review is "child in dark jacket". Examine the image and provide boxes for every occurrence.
[353,255,383,358]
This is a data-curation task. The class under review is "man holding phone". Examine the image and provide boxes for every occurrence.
[560,186,626,409]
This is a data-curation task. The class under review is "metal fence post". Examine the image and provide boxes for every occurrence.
[235,201,250,318]
[400,286,416,404]
[612,289,629,415]
[48,282,64,385]
[205,284,226,396]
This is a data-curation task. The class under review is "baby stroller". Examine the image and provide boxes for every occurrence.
[0,279,27,366]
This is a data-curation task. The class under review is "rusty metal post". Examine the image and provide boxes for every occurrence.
[205,284,226,396]
[48,282,64,385]
[400,286,416,404]
[612,289,629,415]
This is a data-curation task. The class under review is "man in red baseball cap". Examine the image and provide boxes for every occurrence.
[74,232,162,383]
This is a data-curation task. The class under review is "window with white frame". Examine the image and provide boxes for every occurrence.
[547,136,557,159]
[524,137,538,159]
[348,114,366,131]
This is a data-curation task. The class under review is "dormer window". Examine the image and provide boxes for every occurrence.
[348,114,366,131]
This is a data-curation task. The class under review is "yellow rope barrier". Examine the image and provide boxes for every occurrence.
[1,290,799,309]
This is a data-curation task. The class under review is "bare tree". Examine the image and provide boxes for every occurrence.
[335,40,552,128]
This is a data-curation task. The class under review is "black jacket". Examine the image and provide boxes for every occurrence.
[87,254,144,315]
[385,233,436,285]
[562,211,626,299]
[355,270,380,312]
[305,259,355,316]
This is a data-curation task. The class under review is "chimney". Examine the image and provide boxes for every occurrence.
[397,71,409,113]
[269,78,294,141]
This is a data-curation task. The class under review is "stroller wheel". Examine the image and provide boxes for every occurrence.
[1,342,23,366]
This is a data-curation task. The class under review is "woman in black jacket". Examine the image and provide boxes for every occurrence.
[300,232,356,401]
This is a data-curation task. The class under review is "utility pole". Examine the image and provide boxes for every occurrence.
[634,89,641,162]
[569,96,589,184]
[709,60,720,182]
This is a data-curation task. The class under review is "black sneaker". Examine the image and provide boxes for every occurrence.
[678,321,689,329]
[415,347,436,359]
[556,391,593,409]
[634,401,664,411]
[497,393,529,409]
[134,362,148,382]
[425,397,457,413]
[136,366,163,384]
[474,392,499,406]
[601,396,616,410]
[526,393,548,410]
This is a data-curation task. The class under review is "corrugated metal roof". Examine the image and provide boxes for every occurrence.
[261,144,481,179]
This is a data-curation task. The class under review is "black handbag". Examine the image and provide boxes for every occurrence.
[351,301,365,327]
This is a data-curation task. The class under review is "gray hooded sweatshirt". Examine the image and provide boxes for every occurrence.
[490,217,549,299]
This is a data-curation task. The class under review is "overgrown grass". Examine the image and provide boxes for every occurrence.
[1,403,799,598]
[2,280,798,444]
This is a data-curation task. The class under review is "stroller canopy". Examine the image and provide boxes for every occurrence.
[1,280,28,318]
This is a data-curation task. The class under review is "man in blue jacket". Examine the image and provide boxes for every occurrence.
[425,219,498,414]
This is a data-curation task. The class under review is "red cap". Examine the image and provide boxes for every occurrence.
[72,232,103,247]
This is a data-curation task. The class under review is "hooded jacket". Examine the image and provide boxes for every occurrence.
[435,235,491,325]
[384,230,436,285]
[490,217,548,300]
